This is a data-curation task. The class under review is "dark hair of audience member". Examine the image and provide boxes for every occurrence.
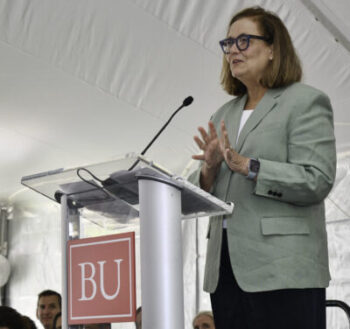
[38,290,62,308]
[136,306,142,316]
[0,306,24,329]
[135,306,142,329]
[22,315,38,329]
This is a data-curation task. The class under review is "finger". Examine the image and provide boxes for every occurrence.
[198,127,210,144]
[220,121,231,149]
[192,154,205,161]
[221,149,232,170]
[218,128,228,150]
[220,120,227,133]
[221,120,228,137]
[223,130,231,149]
[218,128,225,152]
[225,148,233,162]
[194,136,205,150]
[208,121,218,139]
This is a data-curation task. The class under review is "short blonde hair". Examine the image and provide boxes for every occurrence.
[192,311,214,328]
[221,6,302,96]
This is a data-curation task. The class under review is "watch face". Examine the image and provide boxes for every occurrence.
[250,159,260,173]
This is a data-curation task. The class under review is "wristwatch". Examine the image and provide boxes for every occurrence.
[247,158,260,180]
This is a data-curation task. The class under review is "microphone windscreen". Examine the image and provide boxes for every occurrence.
[183,96,194,107]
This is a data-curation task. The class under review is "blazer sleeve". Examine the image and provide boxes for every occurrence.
[254,90,337,206]
[187,164,202,187]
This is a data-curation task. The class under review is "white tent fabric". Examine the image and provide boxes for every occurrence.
[1,0,350,328]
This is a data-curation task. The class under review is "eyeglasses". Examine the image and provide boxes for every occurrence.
[219,34,271,54]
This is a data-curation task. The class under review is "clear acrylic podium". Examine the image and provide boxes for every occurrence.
[21,154,233,329]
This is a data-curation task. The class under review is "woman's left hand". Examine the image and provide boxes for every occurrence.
[220,120,250,176]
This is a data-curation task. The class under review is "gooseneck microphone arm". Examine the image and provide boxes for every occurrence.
[128,96,194,171]
[54,97,194,205]
[140,96,193,156]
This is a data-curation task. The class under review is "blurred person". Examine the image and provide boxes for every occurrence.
[36,290,61,329]
[192,311,215,329]
[22,315,38,329]
[135,306,142,329]
[52,312,61,329]
[0,306,23,329]
[191,6,336,329]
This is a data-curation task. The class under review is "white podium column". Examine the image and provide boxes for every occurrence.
[138,177,184,329]
[61,195,69,329]
[61,196,80,329]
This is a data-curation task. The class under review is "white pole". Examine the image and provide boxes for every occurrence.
[61,195,69,329]
[61,196,80,329]
[138,177,184,329]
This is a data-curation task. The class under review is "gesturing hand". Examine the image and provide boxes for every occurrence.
[192,121,224,172]
[219,120,249,175]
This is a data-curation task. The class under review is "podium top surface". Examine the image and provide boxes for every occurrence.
[21,154,233,222]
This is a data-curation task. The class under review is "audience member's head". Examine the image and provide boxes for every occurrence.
[36,290,61,329]
[84,324,111,329]
[192,311,215,329]
[135,306,142,329]
[52,312,61,329]
[0,306,23,329]
[22,315,38,329]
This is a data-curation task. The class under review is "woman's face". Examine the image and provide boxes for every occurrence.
[226,18,273,87]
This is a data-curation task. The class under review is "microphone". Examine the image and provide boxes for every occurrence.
[127,96,194,170]
[101,96,193,197]
[140,96,193,156]
[182,96,194,107]
[61,98,194,205]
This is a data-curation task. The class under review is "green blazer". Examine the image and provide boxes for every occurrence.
[190,83,337,293]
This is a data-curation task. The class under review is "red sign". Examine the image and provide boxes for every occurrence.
[67,232,136,324]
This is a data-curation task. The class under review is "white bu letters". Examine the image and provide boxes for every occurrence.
[78,259,123,301]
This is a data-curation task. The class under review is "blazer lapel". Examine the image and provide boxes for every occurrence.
[236,87,284,153]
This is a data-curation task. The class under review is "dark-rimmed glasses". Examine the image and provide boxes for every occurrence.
[219,34,271,54]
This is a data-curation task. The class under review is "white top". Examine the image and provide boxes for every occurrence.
[236,109,254,143]
[223,109,254,229]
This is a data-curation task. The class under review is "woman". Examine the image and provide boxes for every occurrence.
[191,6,336,329]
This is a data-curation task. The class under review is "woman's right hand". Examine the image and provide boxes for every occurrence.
[192,121,223,190]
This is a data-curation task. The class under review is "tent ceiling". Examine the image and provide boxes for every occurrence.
[0,0,350,204]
